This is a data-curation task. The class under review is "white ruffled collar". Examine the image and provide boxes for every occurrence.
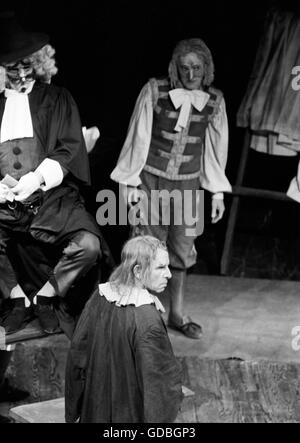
[99,282,165,313]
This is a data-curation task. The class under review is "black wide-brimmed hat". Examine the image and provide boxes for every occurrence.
[0,11,49,64]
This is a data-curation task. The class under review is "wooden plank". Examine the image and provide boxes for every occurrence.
[221,130,251,275]
[10,359,300,423]
[10,397,65,423]
[221,196,239,275]
[221,184,294,276]
[5,319,63,345]
[7,334,69,404]
[176,357,300,423]
[8,359,300,423]
[3,274,300,423]
[230,186,293,201]
[167,274,300,364]
[234,130,252,186]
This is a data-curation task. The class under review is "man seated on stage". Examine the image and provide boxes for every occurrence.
[0,12,104,336]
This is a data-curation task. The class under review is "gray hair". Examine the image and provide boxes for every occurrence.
[168,38,214,89]
[109,235,167,292]
[23,44,58,83]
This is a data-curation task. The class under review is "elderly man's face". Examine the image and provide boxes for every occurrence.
[4,58,34,92]
[145,248,171,293]
[178,52,204,90]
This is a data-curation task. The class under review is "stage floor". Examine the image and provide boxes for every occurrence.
[164,274,300,364]
[2,274,300,423]
[167,275,300,422]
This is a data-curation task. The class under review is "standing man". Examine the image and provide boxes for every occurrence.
[111,38,231,339]
[0,12,103,335]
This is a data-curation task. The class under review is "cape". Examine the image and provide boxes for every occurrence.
[0,81,91,185]
[65,289,183,423]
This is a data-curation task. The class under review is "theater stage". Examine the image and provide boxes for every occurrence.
[2,275,300,423]
[169,275,300,423]
[166,275,300,364]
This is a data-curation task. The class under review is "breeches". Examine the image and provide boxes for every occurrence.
[132,170,202,270]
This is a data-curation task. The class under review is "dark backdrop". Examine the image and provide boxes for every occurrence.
[7,0,300,267]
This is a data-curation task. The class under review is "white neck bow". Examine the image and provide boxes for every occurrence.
[0,81,35,143]
[169,88,210,132]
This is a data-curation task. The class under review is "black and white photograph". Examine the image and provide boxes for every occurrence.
[0,0,300,427]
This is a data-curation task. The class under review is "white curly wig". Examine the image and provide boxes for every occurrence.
[0,43,58,91]
[24,44,58,82]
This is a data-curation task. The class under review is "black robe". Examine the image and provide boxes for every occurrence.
[0,82,114,333]
[0,81,100,243]
[65,289,183,423]
[0,81,91,186]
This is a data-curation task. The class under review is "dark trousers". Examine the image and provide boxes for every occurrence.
[0,350,11,389]
[0,229,100,300]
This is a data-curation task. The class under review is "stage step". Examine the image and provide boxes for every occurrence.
[4,319,63,346]
[10,397,65,423]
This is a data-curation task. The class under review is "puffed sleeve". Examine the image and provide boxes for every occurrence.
[200,97,232,196]
[110,81,154,187]
[135,325,183,423]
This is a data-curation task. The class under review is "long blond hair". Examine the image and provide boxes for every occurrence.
[109,235,167,292]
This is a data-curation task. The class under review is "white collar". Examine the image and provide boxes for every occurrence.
[99,282,165,313]
[169,88,210,132]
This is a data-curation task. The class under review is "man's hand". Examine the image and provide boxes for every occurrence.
[211,198,225,224]
[12,172,41,202]
[0,184,9,204]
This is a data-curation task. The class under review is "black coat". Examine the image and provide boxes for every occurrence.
[65,289,183,423]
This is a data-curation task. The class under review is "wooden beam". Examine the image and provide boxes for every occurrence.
[5,320,63,345]
[230,186,293,202]
[221,130,251,275]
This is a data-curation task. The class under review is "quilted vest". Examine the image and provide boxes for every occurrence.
[144,78,222,180]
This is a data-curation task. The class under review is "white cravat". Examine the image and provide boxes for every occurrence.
[169,88,210,132]
[0,81,35,143]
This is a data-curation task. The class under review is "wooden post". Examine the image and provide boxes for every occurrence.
[221,130,251,275]
[221,130,295,275]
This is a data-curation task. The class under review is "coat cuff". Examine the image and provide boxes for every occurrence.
[35,158,64,191]
[287,177,300,203]
[212,192,224,200]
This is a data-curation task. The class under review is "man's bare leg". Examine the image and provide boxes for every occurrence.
[167,269,202,339]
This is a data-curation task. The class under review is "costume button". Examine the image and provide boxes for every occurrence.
[13,161,22,170]
[13,147,21,155]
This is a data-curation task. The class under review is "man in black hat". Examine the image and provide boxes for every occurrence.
[0,11,106,336]
[0,12,111,414]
